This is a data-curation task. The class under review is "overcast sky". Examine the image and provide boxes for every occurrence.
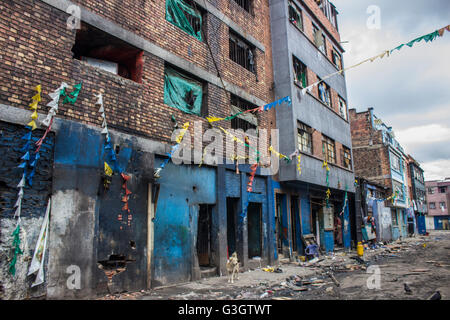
[332,0,450,181]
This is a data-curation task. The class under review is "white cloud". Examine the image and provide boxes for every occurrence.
[422,159,450,181]
[395,124,450,145]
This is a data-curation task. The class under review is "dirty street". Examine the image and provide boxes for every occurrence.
[98,231,450,301]
[0,0,449,309]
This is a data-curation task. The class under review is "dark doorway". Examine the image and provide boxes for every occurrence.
[275,194,283,255]
[247,202,262,259]
[290,196,299,252]
[226,198,239,258]
[197,204,213,267]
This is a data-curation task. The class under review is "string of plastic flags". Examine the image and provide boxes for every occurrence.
[9,85,42,276]
[10,82,82,278]
[323,161,331,208]
[299,25,450,96]
[95,93,133,229]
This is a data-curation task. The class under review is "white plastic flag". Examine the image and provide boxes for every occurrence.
[28,199,51,287]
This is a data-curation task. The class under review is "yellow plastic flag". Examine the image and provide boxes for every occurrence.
[29,100,38,109]
[206,116,224,123]
[175,122,190,143]
[35,85,42,93]
[32,93,41,102]
[31,110,38,120]
[104,162,113,177]
[27,120,37,130]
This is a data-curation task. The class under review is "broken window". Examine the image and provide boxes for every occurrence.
[164,65,204,116]
[391,153,401,172]
[230,94,258,132]
[342,146,352,170]
[439,202,447,210]
[315,0,339,30]
[322,135,336,164]
[72,22,144,82]
[439,187,447,193]
[317,77,332,107]
[166,0,203,41]
[229,30,256,73]
[288,1,303,31]
[297,122,312,154]
[428,187,435,194]
[313,24,326,54]
[338,96,347,120]
[293,56,307,88]
[232,0,251,12]
[429,202,436,210]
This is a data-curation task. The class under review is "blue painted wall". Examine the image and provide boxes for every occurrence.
[153,158,216,286]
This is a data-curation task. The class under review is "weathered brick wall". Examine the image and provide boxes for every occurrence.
[0,121,54,299]
[0,0,274,156]
[349,109,392,191]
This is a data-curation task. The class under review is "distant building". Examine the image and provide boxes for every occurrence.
[350,108,416,241]
[425,179,450,230]
[406,155,427,234]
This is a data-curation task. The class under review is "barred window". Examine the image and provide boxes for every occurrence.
[298,122,312,154]
[293,56,307,88]
[322,136,336,164]
[232,0,251,12]
[229,30,256,73]
[342,146,352,170]
[289,2,303,31]
[230,94,257,132]
[338,96,347,120]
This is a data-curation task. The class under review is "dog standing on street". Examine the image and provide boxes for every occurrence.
[226,252,240,284]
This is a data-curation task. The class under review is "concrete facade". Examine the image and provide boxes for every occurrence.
[270,0,354,258]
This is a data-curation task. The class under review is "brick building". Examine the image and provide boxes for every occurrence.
[407,154,427,234]
[269,0,355,257]
[350,108,415,241]
[0,0,281,299]
[425,179,450,230]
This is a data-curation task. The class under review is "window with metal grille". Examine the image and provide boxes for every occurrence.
[322,135,336,164]
[342,146,352,170]
[297,122,312,154]
[317,76,332,107]
[293,56,307,88]
[429,202,436,209]
[288,1,303,31]
[232,0,251,12]
[230,94,257,132]
[338,96,347,120]
[229,30,256,73]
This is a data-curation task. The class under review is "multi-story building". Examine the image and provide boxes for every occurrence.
[350,108,413,241]
[269,0,355,256]
[407,154,427,234]
[0,0,278,299]
[425,179,450,230]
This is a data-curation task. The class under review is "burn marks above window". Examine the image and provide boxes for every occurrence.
[232,0,252,13]
[229,30,256,74]
[72,22,144,83]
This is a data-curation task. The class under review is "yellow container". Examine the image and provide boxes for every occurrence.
[357,242,364,257]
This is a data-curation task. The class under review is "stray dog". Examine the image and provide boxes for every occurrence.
[226,252,240,284]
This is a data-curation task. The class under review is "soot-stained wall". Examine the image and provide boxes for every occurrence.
[0,121,54,299]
